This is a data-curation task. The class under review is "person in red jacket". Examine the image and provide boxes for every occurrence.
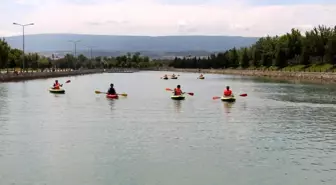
[53,80,61,89]
[174,85,183,95]
[223,86,233,97]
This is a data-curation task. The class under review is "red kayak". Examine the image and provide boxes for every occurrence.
[106,94,119,99]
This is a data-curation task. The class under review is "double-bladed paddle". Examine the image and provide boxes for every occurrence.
[95,90,128,97]
[60,80,71,87]
[165,88,194,96]
[212,93,247,100]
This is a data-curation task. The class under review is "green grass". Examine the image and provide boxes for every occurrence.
[281,65,306,72]
[305,64,334,72]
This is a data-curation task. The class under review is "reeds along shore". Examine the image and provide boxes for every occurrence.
[168,68,336,84]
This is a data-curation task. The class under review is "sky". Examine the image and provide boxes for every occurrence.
[0,0,335,37]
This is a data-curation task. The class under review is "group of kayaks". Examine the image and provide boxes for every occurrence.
[162,75,178,80]
[49,87,123,100]
[48,79,239,103]
[162,74,205,80]
[170,94,235,102]
[49,88,121,99]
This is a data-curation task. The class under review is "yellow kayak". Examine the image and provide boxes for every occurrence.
[221,96,235,102]
[171,95,185,100]
[49,88,65,94]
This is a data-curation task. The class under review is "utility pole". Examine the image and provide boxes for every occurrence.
[13,22,34,72]
[87,46,94,60]
[68,40,81,57]
[68,40,81,69]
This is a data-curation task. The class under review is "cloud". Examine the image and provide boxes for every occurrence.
[1,0,335,37]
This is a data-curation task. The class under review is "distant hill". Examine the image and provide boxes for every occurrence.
[4,34,259,58]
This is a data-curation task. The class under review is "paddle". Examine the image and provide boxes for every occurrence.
[212,93,247,100]
[165,88,194,96]
[95,90,128,97]
[60,80,71,87]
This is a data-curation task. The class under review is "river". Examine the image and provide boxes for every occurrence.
[0,71,335,185]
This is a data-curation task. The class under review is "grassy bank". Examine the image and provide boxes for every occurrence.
[247,64,336,73]
[169,65,336,84]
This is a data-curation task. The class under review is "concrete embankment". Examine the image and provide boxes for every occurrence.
[0,69,105,83]
[168,68,336,84]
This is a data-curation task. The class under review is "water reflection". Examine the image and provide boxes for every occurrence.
[51,94,64,98]
[223,102,234,113]
[1,72,336,185]
[108,99,116,111]
[0,85,9,130]
[173,100,182,113]
[260,83,336,104]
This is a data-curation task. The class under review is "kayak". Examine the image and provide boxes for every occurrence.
[49,88,65,94]
[171,77,178,79]
[106,94,119,99]
[171,95,185,100]
[163,77,168,80]
[221,96,236,102]
[199,76,205,79]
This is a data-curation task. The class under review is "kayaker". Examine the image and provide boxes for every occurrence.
[223,86,233,97]
[53,80,60,89]
[164,74,168,78]
[174,85,183,95]
[172,74,176,78]
[108,83,117,95]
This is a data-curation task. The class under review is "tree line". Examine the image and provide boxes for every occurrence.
[0,39,164,72]
[0,38,48,71]
[169,25,336,70]
[55,52,164,69]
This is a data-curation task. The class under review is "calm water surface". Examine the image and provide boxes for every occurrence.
[0,71,335,185]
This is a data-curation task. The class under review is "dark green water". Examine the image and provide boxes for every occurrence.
[0,71,335,185]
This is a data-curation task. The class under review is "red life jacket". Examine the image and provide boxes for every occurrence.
[224,89,232,96]
[54,82,60,89]
[174,88,182,95]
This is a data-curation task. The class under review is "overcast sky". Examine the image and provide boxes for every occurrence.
[0,0,335,37]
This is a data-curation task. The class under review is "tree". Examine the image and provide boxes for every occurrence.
[0,39,10,69]
[38,56,49,72]
[240,48,250,68]
[168,25,336,70]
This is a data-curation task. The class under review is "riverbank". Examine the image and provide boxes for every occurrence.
[167,68,336,84]
[0,68,146,83]
[0,69,106,83]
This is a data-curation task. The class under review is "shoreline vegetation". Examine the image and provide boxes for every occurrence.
[2,25,336,84]
[0,69,103,82]
[167,68,336,84]
[0,68,139,83]
[168,25,336,83]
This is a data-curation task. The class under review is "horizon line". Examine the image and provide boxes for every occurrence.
[3,33,260,38]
